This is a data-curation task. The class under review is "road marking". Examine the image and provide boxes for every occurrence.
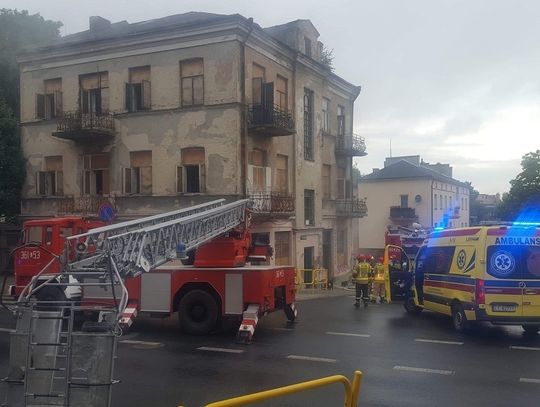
[268,327,294,331]
[326,331,371,338]
[510,346,540,351]
[415,338,463,345]
[287,355,337,363]
[0,327,15,334]
[120,340,162,347]
[393,365,454,376]
[520,378,540,384]
[197,346,244,354]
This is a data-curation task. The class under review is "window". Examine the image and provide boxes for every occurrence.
[434,194,438,210]
[249,149,267,193]
[276,75,288,111]
[400,194,409,208]
[303,88,314,160]
[416,246,455,275]
[124,151,152,194]
[337,167,346,199]
[322,98,330,133]
[304,37,312,57]
[337,105,345,136]
[322,165,331,199]
[36,78,62,119]
[274,231,291,266]
[445,195,448,209]
[36,156,63,196]
[180,58,204,106]
[252,64,265,104]
[83,154,110,195]
[337,228,347,256]
[177,147,205,193]
[304,189,315,226]
[275,154,288,194]
[126,66,151,112]
[439,195,443,210]
[487,246,540,280]
[79,72,109,114]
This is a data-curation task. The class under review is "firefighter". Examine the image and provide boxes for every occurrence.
[353,254,371,308]
[372,256,386,303]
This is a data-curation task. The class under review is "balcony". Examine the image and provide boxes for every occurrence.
[249,193,295,218]
[390,206,418,221]
[335,133,367,157]
[53,111,115,141]
[247,105,295,137]
[56,195,116,215]
[335,198,368,218]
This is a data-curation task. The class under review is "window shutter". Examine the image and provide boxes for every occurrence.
[55,171,63,196]
[125,83,132,111]
[262,82,274,111]
[54,91,63,116]
[181,78,192,106]
[199,163,206,193]
[142,80,151,109]
[36,94,45,119]
[247,165,254,194]
[140,166,152,194]
[123,167,132,194]
[265,166,272,193]
[36,172,46,195]
[193,76,204,105]
[176,166,183,193]
[81,89,89,113]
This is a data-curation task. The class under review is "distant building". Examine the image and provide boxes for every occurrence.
[471,193,501,225]
[357,155,470,251]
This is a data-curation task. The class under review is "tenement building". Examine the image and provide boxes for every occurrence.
[18,13,367,280]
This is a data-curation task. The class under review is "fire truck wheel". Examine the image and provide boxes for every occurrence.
[35,286,67,311]
[179,289,219,335]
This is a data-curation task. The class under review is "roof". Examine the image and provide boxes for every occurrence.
[361,159,470,188]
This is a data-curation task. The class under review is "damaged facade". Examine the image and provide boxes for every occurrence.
[18,13,367,280]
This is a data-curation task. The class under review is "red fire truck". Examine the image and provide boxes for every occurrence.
[8,199,297,341]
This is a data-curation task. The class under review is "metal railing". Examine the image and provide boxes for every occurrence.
[56,111,115,133]
[335,133,367,156]
[336,198,368,218]
[389,206,417,220]
[295,268,329,290]
[57,195,117,215]
[199,371,362,407]
[247,104,295,135]
[249,192,295,215]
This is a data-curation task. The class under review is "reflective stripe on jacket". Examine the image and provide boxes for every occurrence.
[353,262,371,284]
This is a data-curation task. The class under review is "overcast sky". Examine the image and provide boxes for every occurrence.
[6,0,540,194]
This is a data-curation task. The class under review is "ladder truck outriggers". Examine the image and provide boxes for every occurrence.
[3,199,297,407]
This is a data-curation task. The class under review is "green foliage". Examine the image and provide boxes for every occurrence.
[0,9,62,113]
[0,97,25,221]
[352,164,362,186]
[320,45,334,71]
[497,150,540,221]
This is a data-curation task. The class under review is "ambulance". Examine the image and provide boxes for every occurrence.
[401,224,540,333]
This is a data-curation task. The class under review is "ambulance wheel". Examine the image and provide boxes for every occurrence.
[178,289,219,335]
[35,286,67,311]
[522,325,540,335]
[404,296,422,315]
[451,304,469,332]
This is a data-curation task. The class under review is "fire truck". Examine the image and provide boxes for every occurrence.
[8,199,297,339]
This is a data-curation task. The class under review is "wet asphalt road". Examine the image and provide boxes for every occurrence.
[1,293,540,406]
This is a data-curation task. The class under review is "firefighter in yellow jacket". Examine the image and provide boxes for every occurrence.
[372,257,387,303]
[353,254,371,308]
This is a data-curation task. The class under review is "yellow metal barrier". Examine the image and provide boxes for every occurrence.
[295,268,329,290]
[199,370,362,407]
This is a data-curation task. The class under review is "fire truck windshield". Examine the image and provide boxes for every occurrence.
[25,226,43,244]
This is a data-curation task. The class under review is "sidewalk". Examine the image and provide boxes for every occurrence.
[295,285,353,301]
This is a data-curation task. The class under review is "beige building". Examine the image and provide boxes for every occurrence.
[357,156,470,251]
[18,13,367,281]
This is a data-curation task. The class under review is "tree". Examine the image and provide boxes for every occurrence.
[320,45,334,72]
[497,150,540,221]
[0,97,25,221]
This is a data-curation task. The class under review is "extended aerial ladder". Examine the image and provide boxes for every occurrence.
[4,198,274,407]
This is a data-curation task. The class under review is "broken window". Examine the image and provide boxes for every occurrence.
[248,149,268,193]
[274,231,291,266]
[83,154,110,195]
[322,164,331,199]
[126,66,151,112]
[180,59,204,107]
[79,72,109,114]
[124,151,152,195]
[252,64,265,105]
[275,154,288,194]
[36,78,62,119]
[177,147,205,193]
[36,156,63,196]
[276,75,288,111]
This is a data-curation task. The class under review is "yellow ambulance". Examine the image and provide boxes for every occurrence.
[401,224,540,333]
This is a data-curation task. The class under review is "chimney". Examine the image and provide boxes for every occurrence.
[89,16,111,32]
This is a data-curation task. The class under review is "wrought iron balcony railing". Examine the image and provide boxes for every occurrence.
[249,193,295,216]
[335,198,368,218]
[247,104,295,137]
[57,195,116,215]
[53,111,115,141]
[335,133,367,157]
[390,206,418,220]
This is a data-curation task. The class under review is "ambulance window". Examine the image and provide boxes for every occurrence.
[420,246,455,274]
[26,227,43,243]
[487,245,540,280]
[45,227,53,245]
[524,247,540,279]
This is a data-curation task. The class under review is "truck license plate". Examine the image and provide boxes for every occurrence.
[492,304,517,312]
